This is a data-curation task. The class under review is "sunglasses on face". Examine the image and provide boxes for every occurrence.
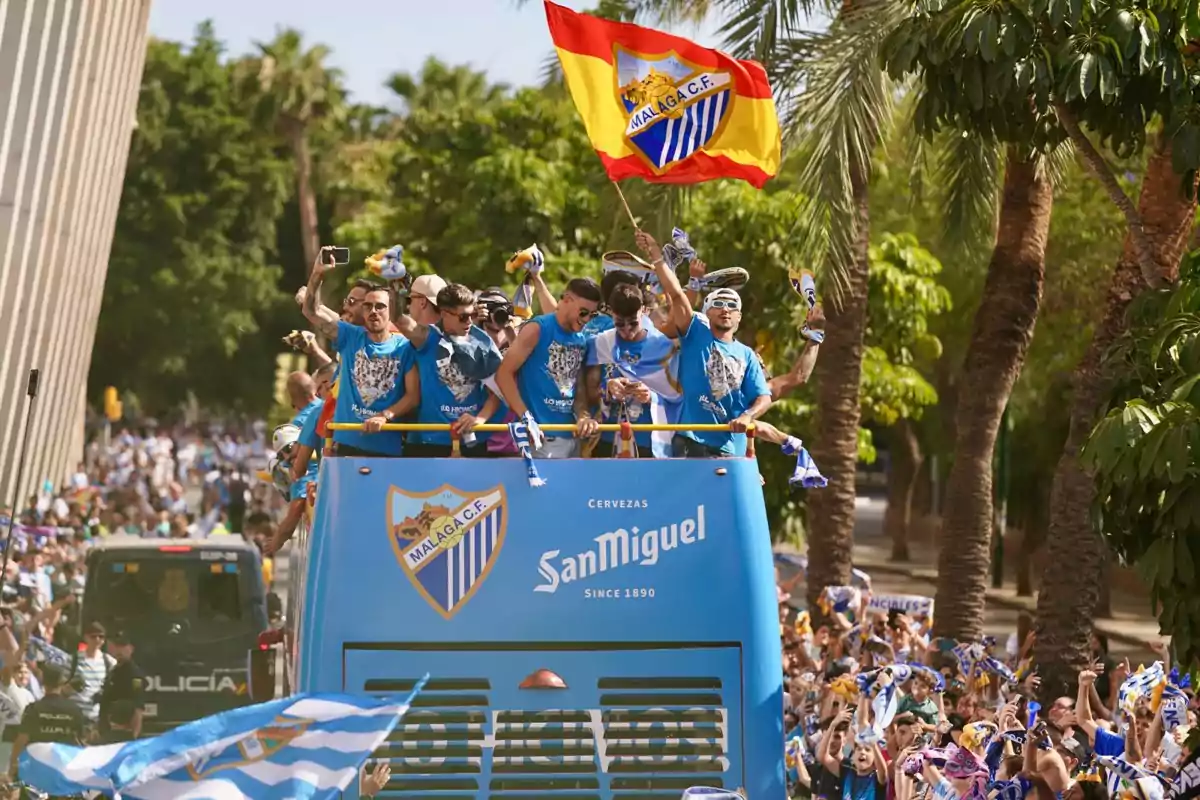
[613,316,641,330]
[709,299,740,311]
[444,309,474,324]
[577,307,598,320]
[361,302,388,312]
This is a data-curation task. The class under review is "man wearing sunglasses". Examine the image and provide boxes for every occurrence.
[584,283,662,458]
[496,277,603,458]
[395,283,503,458]
[302,248,420,457]
[638,231,772,457]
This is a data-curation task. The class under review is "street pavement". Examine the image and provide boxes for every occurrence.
[778,496,1158,663]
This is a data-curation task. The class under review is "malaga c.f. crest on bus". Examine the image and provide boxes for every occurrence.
[387,483,508,619]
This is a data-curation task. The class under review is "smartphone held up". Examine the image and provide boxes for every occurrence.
[322,246,350,266]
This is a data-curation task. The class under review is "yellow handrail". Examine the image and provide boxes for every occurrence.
[320,421,758,457]
[326,422,745,432]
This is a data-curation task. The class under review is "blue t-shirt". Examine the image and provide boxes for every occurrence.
[585,327,658,448]
[290,397,324,431]
[676,313,770,454]
[582,313,615,338]
[1094,727,1123,756]
[331,320,416,456]
[298,395,326,450]
[1094,727,1124,796]
[412,325,500,445]
[516,313,587,433]
[289,398,323,500]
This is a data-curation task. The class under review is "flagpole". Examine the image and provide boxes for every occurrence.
[611,180,639,230]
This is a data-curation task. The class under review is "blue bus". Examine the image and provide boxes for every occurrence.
[253,426,783,800]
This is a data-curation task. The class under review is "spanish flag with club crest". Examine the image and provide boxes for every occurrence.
[544,0,780,187]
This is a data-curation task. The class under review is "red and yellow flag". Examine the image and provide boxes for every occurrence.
[544,0,781,188]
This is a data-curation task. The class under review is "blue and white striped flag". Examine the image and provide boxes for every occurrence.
[21,680,425,799]
[27,636,72,670]
[1119,661,1165,716]
[589,326,681,458]
[1161,682,1188,732]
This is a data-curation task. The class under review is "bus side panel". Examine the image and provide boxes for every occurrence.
[731,463,786,800]
[296,457,344,692]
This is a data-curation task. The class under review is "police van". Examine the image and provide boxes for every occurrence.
[82,536,269,734]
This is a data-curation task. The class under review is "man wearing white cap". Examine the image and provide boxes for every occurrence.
[408,274,448,326]
[637,231,772,457]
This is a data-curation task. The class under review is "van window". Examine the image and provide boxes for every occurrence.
[89,555,250,635]
[198,571,241,622]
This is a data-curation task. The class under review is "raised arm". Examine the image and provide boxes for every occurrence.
[871,741,888,784]
[531,273,558,313]
[393,310,430,349]
[302,247,342,341]
[819,711,849,774]
[684,258,705,309]
[1076,668,1100,740]
[636,231,692,334]
[495,322,540,417]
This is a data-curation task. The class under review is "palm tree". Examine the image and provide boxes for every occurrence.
[237,29,345,272]
[932,147,1054,640]
[1034,136,1197,699]
[388,58,510,113]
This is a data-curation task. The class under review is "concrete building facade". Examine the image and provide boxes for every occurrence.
[0,0,152,505]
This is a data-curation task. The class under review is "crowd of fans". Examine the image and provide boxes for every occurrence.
[0,426,278,775]
[772,562,1192,800]
[263,231,828,554]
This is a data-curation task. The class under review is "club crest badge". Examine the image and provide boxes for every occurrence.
[616,47,733,173]
[387,484,507,619]
[187,715,314,781]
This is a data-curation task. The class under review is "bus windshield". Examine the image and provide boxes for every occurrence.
[287,450,782,800]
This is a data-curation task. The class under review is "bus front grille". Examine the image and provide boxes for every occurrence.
[368,677,489,796]
[350,654,741,800]
[491,709,600,796]
[598,676,729,800]
[364,677,604,799]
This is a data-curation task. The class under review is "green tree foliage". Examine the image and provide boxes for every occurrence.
[881,0,1200,284]
[91,25,291,412]
[862,233,951,427]
[334,63,607,295]
[1082,250,1200,663]
[883,0,1200,153]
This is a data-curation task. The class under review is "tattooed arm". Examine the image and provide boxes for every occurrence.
[302,246,341,343]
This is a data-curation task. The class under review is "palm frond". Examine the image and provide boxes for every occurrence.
[893,79,929,210]
[935,129,1003,253]
[785,0,906,298]
[714,0,816,64]
[539,51,565,89]
[636,0,714,24]
[1044,139,1076,190]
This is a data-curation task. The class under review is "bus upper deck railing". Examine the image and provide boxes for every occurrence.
[324,422,758,457]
